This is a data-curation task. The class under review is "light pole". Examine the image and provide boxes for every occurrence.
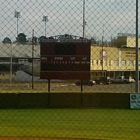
[83,0,87,38]
[14,11,20,37]
[32,29,34,89]
[9,43,13,88]
[101,25,104,76]
[135,0,139,92]
[43,16,48,37]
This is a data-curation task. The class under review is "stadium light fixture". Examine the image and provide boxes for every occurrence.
[43,16,48,37]
[14,11,20,37]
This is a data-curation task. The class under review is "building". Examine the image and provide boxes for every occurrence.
[90,45,138,79]
[0,34,140,79]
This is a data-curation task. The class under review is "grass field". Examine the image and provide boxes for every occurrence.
[0,108,139,140]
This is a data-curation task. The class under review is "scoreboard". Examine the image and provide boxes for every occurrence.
[40,39,91,79]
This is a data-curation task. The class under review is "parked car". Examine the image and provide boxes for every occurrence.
[110,76,135,84]
[95,77,110,85]
[75,79,96,86]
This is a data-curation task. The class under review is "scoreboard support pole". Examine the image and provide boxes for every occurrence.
[80,79,83,92]
[48,79,50,92]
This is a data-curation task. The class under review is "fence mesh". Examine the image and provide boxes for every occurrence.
[0,0,140,140]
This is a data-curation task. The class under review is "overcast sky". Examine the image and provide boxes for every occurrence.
[0,0,137,42]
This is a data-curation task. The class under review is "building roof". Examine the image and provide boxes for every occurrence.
[0,43,40,58]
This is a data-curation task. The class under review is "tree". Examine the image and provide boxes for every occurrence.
[2,37,12,44]
[91,36,97,44]
[16,33,27,44]
[38,36,47,43]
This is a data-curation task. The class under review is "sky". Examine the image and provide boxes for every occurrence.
[0,0,137,42]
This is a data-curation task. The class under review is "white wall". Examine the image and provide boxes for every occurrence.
[16,70,40,82]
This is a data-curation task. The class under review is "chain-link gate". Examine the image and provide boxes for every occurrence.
[0,0,140,140]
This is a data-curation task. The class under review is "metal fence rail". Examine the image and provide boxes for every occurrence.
[0,0,140,140]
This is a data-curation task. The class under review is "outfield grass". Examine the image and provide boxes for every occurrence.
[0,109,139,140]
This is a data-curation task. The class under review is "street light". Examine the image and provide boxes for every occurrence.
[43,16,48,37]
[14,11,20,37]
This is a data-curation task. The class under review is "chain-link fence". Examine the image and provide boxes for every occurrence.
[0,0,139,93]
[0,0,140,140]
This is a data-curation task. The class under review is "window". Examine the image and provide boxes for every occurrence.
[108,60,111,66]
[104,60,107,66]
[18,59,28,64]
[113,61,118,66]
[121,60,126,66]
[128,60,134,66]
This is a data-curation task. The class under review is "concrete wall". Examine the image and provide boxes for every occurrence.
[16,70,40,81]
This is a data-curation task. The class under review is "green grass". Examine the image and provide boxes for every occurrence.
[0,109,139,140]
